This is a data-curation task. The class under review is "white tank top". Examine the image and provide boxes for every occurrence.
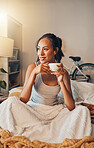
[31,73,61,105]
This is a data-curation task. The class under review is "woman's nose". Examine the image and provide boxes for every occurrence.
[40,49,44,55]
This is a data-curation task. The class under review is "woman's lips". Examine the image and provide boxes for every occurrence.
[39,57,46,61]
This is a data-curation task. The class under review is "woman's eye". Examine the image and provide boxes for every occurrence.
[44,48,48,51]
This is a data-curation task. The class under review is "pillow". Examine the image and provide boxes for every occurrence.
[57,80,84,104]
[71,80,94,104]
[71,80,84,102]
[58,80,94,105]
[9,86,23,99]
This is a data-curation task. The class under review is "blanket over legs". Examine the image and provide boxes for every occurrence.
[0,97,91,143]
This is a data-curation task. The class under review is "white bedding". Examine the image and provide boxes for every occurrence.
[0,80,93,142]
[71,80,94,105]
[0,96,91,143]
[71,80,94,136]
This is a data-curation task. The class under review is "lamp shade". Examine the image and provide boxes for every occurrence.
[0,36,14,57]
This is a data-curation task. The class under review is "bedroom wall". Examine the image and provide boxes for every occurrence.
[0,0,94,84]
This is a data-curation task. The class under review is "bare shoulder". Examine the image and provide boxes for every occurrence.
[23,63,36,87]
[27,63,36,73]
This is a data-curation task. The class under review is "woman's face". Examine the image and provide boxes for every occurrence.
[37,38,56,63]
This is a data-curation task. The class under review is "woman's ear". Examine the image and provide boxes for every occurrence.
[54,47,59,55]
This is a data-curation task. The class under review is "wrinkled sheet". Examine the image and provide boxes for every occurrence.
[0,96,91,143]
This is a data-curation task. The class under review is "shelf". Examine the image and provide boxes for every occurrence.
[0,16,22,94]
[9,84,20,90]
[0,93,8,97]
[9,71,20,75]
[8,60,20,62]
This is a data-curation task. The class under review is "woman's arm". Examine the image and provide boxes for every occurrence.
[20,63,36,103]
[20,62,50,103]
[53,63,75,111]
[59,71,75,111]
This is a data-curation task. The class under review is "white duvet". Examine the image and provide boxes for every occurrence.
[0,96,91,143]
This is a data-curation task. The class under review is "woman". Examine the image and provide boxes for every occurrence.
[20,33,75,111]
[0,33,91,143]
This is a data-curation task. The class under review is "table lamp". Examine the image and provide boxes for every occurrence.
[0,36,14,57]
[0,36,14,89]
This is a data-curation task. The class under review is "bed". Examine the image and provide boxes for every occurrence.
[0,80,94,147]
[8,80,94,130]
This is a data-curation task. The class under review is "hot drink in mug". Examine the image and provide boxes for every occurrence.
[49,63,60,71]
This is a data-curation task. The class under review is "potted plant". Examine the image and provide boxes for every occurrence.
[0,68,7,89]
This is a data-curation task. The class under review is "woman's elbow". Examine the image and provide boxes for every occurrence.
[66,102,75,111]
[68,105,75,111]
[20,97,29,103]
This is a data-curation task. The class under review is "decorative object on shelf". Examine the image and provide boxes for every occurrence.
[0,68,7,89]
[13,48,19,60]
[9,48,20,60]
[9,62,19,72]
[0,36,14,89]
[11,63,19,72]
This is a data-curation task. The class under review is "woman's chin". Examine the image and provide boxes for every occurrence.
[40,60,47,64]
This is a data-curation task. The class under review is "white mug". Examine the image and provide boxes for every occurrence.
[49,63,60,71]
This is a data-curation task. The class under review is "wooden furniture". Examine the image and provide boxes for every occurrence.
[0,16,22,94]
[0,56,21,94]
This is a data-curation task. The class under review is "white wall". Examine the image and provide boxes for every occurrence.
[0,0,94,84]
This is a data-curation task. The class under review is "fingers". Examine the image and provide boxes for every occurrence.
[40,62,64,74]
[51,66,66,81]
[51,63,64,74]
[41,62,50,73]
[57,63,63,71]
[41,67,50,73]
[51,70,65,76]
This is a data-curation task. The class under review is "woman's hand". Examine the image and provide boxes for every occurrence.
[51,63,66,82]
[33,62,50,75]
[51,63,75,111]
